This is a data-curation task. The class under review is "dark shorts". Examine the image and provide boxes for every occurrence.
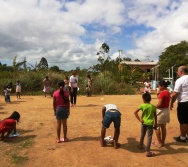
[56,106,69,120]
[102,111,121,129]
[177,101,188,124]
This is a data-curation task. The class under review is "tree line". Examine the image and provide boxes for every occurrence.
[1,41,188,95]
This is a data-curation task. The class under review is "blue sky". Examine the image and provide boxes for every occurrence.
[0,0,188,70]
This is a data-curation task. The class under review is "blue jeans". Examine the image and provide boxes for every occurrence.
[102,111,121,129]
[140,124,153,151]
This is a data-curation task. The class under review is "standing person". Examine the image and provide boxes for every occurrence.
[87,74,92,96]
[152,80,171,148]
[6,82,13,93]
[134,92,157,157]
[144,79,151,93]
[64,76,69,92]
[86,84,91,97]
[0,111,20,141]
[100,104,121,149]
[53,81,70,143]
[170,66,188,142]
[69,70,78,107]
[3,86,11,103]
[16,80,21,100]
[43,76,52,97]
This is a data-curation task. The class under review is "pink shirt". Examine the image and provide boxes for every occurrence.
[53,90,69,108]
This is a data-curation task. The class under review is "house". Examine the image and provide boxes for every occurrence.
[120,61,157,72]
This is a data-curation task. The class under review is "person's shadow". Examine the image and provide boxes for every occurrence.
[4,129,36,144]
[121,137,143,153]
[70,136,100,142]
[120,137,188,156]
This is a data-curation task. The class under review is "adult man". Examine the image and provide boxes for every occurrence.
[100,104,121,149]
[170,66,188,142]
[43,76,52,97]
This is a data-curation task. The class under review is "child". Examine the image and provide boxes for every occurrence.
[16,80,21,100]
[144,79,151,93]
[53,81,70,143]
[152,80,171,148]
[134,92,157,157]
[64,76,69,92]
[3,86,11,103]
[100,104,121,149]
[6,82,13,93]
[0,111,20,141]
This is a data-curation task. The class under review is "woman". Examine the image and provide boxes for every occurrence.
[69,70,79,107]
[152,80,171,147]
[43,76,52,97]
[53,81,70,143]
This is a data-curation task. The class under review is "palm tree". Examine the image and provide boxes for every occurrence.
[13,56,27,81]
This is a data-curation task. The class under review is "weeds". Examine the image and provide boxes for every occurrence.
[11,154,28,164]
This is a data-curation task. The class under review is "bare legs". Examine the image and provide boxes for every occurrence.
[56,119,68,142]
[154,124,166,147]
[56,120,61,141]
[100,127,120,149]
[17,92,21,99]
[100,127,106,147]
[113,128,120,149]
[62,119,68,140]
[180,124,188,137]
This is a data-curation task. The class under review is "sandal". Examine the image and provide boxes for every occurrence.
[60,138,69,142]
[146,152,155,157]
[56,139,61,143]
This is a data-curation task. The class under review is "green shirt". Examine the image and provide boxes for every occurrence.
[138,103,156,125]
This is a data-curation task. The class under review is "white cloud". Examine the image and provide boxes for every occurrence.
[0,0,187,70]
[125,0,188,62]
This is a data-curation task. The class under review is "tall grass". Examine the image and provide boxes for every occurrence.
[0,70,141,95]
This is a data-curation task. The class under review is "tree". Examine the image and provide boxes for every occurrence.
[134,59,140,62]
[120,64,144,85]
[49,66,60,72]
[0,63,13,71]
[97,43,110,56]
[123,57,132,61]
[96,43,110,74]
[13,56,27,81]
[37,57,48,70]
[158,41,188,79]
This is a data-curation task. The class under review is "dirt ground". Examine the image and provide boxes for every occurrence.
[0,94,188,167]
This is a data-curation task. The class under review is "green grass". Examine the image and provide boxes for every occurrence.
[19,139,34,148]
[11,154,28,164]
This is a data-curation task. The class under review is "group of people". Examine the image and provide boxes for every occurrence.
[100,66,188,157]
[2,80,22,103]
[43,70,93,105]
[1,66,188,158]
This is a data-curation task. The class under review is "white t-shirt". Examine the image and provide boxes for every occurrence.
[104,104,119,112]
[69,75,78,88]
[174,75,188,102]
